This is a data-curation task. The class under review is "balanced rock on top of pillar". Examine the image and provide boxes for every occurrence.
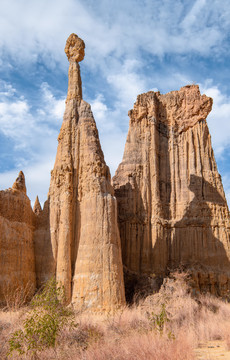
[47,33,125,311]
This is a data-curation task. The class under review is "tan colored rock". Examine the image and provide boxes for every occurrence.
[33,196,42,215]
[0,172,36,302]
[113,85,230,297]
[33,199,54,288]
[64,33,85,62]
[65,33,85,103]
[12,170,26,193]
[48,33,125,310]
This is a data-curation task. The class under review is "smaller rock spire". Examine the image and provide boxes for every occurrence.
[12,171,26,194]
[33,196,42,215]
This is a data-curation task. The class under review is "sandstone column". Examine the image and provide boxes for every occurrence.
[113,85,230,296]
[48,34,125,310]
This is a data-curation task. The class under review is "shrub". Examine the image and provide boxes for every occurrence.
[147,303,169,334]
[8,277,76,357]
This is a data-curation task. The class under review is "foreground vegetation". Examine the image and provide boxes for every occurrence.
[1,273,230,359]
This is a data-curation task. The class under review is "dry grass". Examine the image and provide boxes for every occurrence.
[3,281,34,311]
[81,332,194,360]
[1,272,230,359]
[225,332,230,351]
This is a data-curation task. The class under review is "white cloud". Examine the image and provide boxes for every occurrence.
[0,157,53,207]
[0,0,229,74]
[0,81,63,143]
[107,59,148,110]
[40,82,65,120]
[0,98,34,142]
[0,80,65,203]
[0,79,16,97]
[89,93,127,175]
[90,95,112,131]
[181,0,207,28]
[200,81,230,157]
[198,81,230,206]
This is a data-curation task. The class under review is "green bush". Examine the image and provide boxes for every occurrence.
[8,277,76,357]
[147,303,169,334]
[147,303,175,340]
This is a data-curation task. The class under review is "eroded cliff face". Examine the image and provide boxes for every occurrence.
[113,85,230,297]
[48,34,125,311]
[0,172,36,302]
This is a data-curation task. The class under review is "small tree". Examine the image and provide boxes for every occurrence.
[8,277,76,357]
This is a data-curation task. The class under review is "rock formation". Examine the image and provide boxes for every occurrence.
[113,85,230,297]
[1,35,230,308]
[0,171,36,302]
[33,196,42,215]
[33,198,54,288]
[48,33,125,310]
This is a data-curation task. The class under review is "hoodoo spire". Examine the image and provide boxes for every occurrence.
[47,34,125,310]
[12,171,27,194]
[33,196,42,215]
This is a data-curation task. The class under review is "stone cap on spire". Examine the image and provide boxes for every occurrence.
[33,196,42,215]
[65,33,85,62]
[12,171,27,194]
[65,33,85,102]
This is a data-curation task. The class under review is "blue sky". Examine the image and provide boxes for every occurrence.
[0,0,230,206]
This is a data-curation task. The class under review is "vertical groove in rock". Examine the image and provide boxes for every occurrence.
[113,85,230,296]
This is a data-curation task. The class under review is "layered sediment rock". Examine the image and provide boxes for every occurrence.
[113,85,230,296]
[0,172,36,302]
[48,34,125,310]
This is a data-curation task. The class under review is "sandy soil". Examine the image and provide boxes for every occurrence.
[195,341,230,360]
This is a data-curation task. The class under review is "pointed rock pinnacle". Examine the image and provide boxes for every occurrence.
[33,196,42,215]
[12,171,27,194]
